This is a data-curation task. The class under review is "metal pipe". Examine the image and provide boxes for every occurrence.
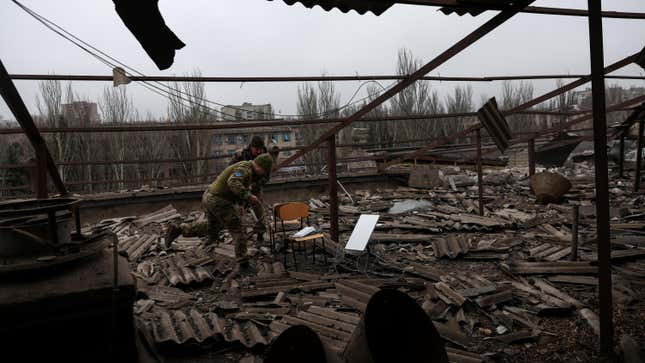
[635,119,644,192]
[570,205,579,261]
[528,138,536,177]
[619,134,625,179]
[344,289,448,363]
[328,136,339,243]
[8,73,645,83]
[277,0,534,171]
[476,128,484,216]
[0,110,579,135]
[587,0,614,356]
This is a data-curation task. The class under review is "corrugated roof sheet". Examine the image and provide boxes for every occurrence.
[145,308,269,348]
[432,235,470,259]
[439,0,517,17]
[267,0,394,15]
[477,97,512,153]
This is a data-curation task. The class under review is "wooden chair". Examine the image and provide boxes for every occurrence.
[271,202,325,270]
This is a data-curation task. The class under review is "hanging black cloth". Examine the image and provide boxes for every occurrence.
[113,0,185,70]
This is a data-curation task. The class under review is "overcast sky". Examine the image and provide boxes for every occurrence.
[1,0,644,121]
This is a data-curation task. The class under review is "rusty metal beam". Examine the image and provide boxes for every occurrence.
[506,52,640,114]
[277,0,534,171]
[475,128,484,216]
[619,134,625,178]
[327,136,339,242]
[0,110,579,135]
[0,59,67,196]
[8,73,645,83]
[587,1,613,355]
[401,0,645,19]
[635,119,644,192]
[528,138,536,177]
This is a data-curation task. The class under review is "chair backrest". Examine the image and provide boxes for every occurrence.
[275,202,309,221]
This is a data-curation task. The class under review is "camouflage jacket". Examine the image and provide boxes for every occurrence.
[207,161,257,201]
[228,146,270,191]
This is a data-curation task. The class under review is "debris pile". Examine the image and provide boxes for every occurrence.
[91,162,645,362]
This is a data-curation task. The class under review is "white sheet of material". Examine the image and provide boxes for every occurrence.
[345,214,380,253]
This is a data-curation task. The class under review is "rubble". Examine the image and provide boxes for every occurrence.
[85,161,645,362]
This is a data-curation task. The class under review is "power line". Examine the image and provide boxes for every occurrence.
[12,0,400,120]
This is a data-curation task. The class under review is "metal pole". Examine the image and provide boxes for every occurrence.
[528,138,536,177]
[35,145,48,199]
[328,136,339,242]
[111,233,119,360]
[476,128,484,216]
[570,205,579,261]
[0,59,67,196]
[9,73,645,83]
[618,134,625,178]
[636,119,644,192]
[587,0,613,356]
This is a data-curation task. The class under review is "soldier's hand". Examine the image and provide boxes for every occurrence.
[248,194,260,205]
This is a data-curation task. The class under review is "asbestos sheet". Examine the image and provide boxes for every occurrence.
[345,214,380,253]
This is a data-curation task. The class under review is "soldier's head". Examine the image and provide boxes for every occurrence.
[268,142,280,163]
[252,153,274,176]
[250,136,265,156]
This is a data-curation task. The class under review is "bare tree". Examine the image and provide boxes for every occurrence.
[167,69,213,183]
[297,83,320,173]
[444,85,475,138]
[389,48,443,144]
[99,85,134,190]
[500,80,535,133]
[36,79,68,180]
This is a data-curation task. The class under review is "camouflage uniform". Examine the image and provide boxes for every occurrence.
[181,161,263,264]
[228,146,270,235]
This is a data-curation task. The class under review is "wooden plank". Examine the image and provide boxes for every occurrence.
[543,247,572,261]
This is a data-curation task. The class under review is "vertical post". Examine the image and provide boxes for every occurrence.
[328,135,339,242]
[528,138,536,177]
[47,211,59,245]
[587,0,613,356]
[74,205,82,236]
[35,144,48,199]
[635,119,644,192]
[475,128,484,216]
[570,205,579,261]
[618,134,625,179]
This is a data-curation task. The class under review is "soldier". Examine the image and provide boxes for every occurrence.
[229,135,267,165]
[166,153,274,267]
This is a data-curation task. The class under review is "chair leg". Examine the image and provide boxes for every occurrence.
[283,240,288,268]
[312,239,316,263]
[322,238,327,264]
[291,241,298,271]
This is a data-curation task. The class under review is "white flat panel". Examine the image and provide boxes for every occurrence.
[345,214,380,253]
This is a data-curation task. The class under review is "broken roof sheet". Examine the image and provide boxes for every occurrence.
[266,0,394,15]
[438,0,519,17]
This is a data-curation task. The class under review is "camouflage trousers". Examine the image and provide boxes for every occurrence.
[180,191,254,264]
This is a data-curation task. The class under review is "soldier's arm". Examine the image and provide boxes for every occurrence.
[227,167,252,200]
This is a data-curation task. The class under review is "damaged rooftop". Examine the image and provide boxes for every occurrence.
[1,0,645,362]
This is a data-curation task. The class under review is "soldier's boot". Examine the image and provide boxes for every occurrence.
[164,223,182,248]
[205,223,219,247]
[233,231,249,267]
